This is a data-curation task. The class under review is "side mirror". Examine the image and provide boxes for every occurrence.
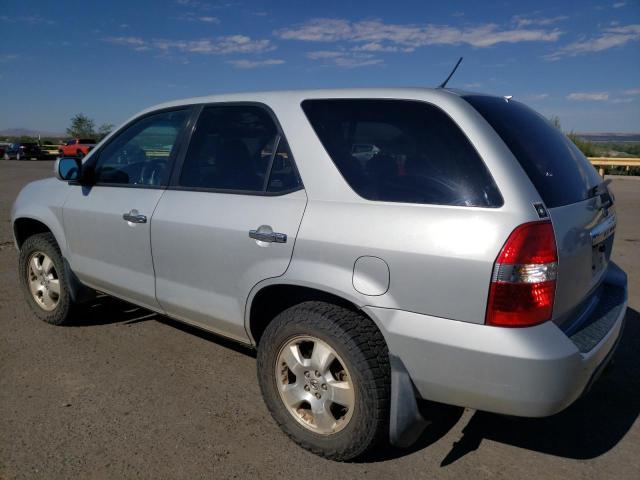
[55,157,82,181]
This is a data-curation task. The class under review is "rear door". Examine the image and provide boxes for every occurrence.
[151,104,306,341]
[63,107,191,310]
[464,95,612,321]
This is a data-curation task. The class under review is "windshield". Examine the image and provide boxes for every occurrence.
[463,95,601,208]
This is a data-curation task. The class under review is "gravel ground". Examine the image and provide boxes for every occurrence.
[0,160,639,479]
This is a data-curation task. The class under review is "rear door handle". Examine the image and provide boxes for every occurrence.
[123,209,147,224]
[249,225,287,243]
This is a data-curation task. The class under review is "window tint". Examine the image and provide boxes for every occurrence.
[180,105,300,193]
[93,109,188,186]
[463,95,601,208]
[302,99,502,207]
[266,138,300,193]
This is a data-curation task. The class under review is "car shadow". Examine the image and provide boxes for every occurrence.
[70,295,160,326]
[437,307,640,466]
[70,294,255,357]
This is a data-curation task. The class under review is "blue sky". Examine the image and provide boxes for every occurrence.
[1,0,639,133]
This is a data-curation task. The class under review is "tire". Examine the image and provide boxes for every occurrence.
[77,150,85,159]
[257,301,390,461]
[18,232,74,326]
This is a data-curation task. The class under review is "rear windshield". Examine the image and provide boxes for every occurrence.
[463,95,601,208]
[301,99,502,207]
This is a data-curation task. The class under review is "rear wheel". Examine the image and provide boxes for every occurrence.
[257,301,390,461]
[18,233,74,325]
[77,150,85,159]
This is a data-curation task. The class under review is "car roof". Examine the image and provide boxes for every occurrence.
[139,87,494,115]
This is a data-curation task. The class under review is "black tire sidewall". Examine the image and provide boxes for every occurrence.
[18,233,73,325]
[257,304,388,459]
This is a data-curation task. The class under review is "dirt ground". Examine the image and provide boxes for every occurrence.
[1,160,639,479]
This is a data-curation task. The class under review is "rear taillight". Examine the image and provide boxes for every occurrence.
[486,221,557,327]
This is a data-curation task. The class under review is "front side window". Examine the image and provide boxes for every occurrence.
[92,109,189,186]
[302,99,502,207]
[179,105,301,193]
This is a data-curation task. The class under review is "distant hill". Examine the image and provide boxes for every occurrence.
[0,128,65,138]
[575,133,640,143]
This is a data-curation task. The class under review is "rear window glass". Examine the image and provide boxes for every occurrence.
[463,95,601,208]
[79,139,95,144]
[301,99,502,207]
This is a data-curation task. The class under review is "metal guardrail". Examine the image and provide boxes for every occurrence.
[588,157,640,177]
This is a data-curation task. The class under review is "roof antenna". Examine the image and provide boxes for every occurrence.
[438,57,463,89]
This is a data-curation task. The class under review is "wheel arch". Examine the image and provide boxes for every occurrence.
[12,216,67,258]
[246,281,380,346]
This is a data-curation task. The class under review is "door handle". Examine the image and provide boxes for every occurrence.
[249,225,287,243]
[122,209,147,224]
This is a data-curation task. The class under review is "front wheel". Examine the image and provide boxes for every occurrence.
[18,233,74,325]
[257,301,390,461]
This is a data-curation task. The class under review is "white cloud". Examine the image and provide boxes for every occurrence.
[306,50,384,68]
[513,15,568,27]
[567,92,610,101]
[546,24,640,60]
[0,15,55,25]
[613,2,627,8]
[275,18,561,50]
[612,97,634,103]
[176,12,220,23]
[227,58,285,68]
[525,93,550,100]
[623,88,640,95]
[0,54,19,62]
[105,35,274,55]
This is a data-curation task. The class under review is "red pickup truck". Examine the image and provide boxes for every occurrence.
[58,138,96,158]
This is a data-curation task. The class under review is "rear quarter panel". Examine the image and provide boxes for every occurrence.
[265,89,545,324]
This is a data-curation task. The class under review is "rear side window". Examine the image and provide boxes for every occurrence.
[179,105,301,193]
[463,95,601,208]
[301,99,502,207]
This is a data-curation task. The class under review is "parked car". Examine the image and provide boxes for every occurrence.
[11,88,627,461]
[3,142,43,160]
[0,142,10,158]
[39,143,62,159]
[58,138,96,158]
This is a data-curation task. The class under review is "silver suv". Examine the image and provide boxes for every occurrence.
[11,88,628,460]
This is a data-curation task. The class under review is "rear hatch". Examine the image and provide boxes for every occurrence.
[464,95,615,327]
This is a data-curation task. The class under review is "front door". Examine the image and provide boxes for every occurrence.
[151,104,306,341]
[63,107,191,310]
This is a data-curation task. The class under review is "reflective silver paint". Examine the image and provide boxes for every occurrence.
[11,87,628,419]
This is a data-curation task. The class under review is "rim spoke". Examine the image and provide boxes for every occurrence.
[30,256,42,274]
[41,291,55,308]
[312,401,336,431]
[310,341,335,375]
[29,277,41,294]
[280,383,306,408]
[41,256,54,276]
[329,380,354,408]
[280,344,307,376]
[48,279,61,296]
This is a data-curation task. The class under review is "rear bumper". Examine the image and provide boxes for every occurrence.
[365,263,627,417]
